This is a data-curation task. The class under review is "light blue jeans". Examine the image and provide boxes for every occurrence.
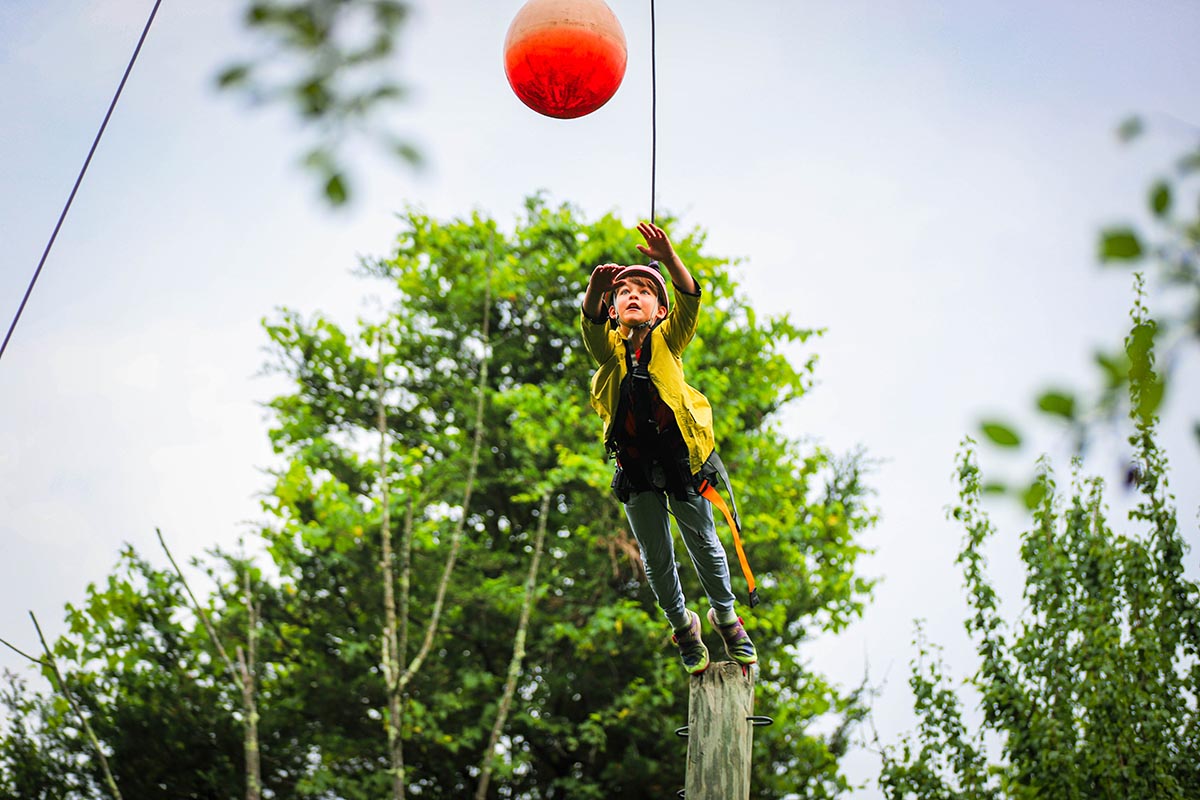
[623,486,736,631]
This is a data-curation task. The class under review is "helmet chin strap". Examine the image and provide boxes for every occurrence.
[619,317,656,339]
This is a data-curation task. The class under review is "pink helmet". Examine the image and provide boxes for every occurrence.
[609,262,668,310]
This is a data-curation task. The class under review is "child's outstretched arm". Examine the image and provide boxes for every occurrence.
[582,262,624,320]
[636,222,697,295]
[581,263,623,365]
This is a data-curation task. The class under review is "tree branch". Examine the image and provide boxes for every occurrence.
[475,491,552,800]
[155,528,244,695]
[0,635,43,666]
[30,611,124,800]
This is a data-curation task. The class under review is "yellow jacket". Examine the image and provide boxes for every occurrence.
[580,284,715,475]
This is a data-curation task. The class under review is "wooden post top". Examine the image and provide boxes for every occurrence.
[685,661,757,800]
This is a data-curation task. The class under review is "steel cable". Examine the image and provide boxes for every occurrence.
[1,0,165,363]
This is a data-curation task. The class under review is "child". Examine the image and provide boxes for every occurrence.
[580,221,757,674]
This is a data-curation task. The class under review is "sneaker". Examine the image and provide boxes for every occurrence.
[707,608,758,666]
[671,609,710,674]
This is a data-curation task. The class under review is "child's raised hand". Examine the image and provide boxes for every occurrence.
[635,221,674,263]
[589,262,624,292]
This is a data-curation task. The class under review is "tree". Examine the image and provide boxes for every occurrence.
[880,291,1200,799]
[252,198,879,797]
[0,548,265,799]
[1,198,877,798]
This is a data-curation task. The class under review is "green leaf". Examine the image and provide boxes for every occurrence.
[981,481,1008,495]
[1135,374,1166,423]
[1116,115,1143,142]
[391,140,422,167]
[1125,319,1163,424]
[1021,479,1047,510]
[1036,390,1076,420]
[216,63,251,88]
[981,421,1022,448]
[298,78,331,117]
[1098,228,1144,262]
[246,2,270,24]
[302,147,333,171]
[374,0,410,28]
[1149,181,1172,218]
[324,173,348,205]
[1177,149,1200,175]
[1094,349,1130,390]
[1126,320,1157,378]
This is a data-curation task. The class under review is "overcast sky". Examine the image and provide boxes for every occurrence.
[2,1,1198,795]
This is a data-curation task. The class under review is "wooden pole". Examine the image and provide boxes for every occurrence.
[685,662,755,800]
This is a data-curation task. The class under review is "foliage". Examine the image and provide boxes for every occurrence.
[218,0,418,205]
[1,199,876,798]
[979,118,1199,506]
[881,297,1200,799]
[0,548,277,799]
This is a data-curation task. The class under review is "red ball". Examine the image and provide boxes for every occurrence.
[504,0,627,119]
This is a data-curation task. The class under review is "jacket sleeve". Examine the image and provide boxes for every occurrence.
[580,307,616,365]
[660,280,702,356]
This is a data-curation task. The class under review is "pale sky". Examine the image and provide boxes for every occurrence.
[2,1,1198,796]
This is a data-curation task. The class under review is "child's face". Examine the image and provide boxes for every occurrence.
[609,277,667,328]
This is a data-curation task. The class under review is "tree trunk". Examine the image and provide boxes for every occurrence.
[474,491,552,800]
[376,332,405,800]
[236,567,262,800]
[396,496,414,792]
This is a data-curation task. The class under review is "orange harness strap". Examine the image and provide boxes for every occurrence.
[698,480,760,607]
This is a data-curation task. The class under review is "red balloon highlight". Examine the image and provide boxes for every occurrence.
[504,0,627,119]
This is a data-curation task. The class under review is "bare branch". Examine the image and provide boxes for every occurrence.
[0,635,44,665]
[30,611,124,800]
[155,528,243,693]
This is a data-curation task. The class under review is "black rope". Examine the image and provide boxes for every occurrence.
[0,0,165,364]
[649,0,657,225]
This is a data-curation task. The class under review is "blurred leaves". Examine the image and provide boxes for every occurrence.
[218,0,419,206]
[1117,114,1144,142]
[978,117,1200,505]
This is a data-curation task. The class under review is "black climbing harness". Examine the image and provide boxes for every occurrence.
[607,333,761,608]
